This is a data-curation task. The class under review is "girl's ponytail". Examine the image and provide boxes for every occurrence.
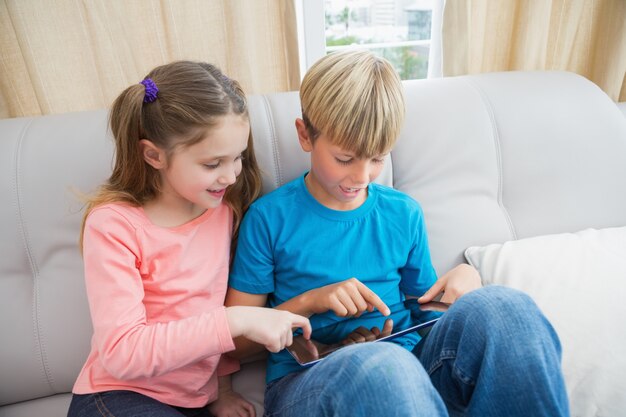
[108,83,160,204]
[79,83,152,249]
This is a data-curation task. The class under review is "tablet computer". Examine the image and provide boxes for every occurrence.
[286,299,449,366]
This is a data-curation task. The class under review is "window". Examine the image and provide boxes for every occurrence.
[296,0,441,81]
[327,0,438,80]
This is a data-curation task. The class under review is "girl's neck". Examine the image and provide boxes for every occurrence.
[142,195,208,228]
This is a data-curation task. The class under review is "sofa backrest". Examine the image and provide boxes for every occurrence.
[1,71,626,413]
[393,71,626,273]
[1,110,111,409]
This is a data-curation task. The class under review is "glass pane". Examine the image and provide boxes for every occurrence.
[371,45,429,80]
[324,0,434,80]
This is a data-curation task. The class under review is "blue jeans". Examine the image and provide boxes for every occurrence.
[67,390,213,417]
[263,286,569,417]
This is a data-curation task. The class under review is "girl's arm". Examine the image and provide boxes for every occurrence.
[225,303,310,355]
[224,289,271,359]
[208,375,256,417]
[224,288,325,358]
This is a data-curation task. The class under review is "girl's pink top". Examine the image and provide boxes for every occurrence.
[73,203,238,407]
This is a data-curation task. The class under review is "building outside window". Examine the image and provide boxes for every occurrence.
[324,0,435,80]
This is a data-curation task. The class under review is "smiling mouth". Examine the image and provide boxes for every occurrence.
[340,186,361,194]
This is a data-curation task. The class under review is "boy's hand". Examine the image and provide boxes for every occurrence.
[306,278,391,317]
[341,318,393,345]
[226,306,312,353]
[209,376,256,417]
[418,264,482,304]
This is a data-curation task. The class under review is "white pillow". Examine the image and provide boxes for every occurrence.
[464,227,626,417]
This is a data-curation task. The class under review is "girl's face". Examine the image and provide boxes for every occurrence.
[159,114,250,213]
[296,119,386,211]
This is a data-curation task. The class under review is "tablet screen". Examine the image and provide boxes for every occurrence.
[286,299,448,366]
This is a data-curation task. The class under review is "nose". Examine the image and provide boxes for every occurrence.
[350,161,371,186]
[218,165,238,186]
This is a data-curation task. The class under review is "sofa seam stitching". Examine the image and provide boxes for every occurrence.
[261,95,283,188]
[464,78,518,240]
[13,118,56,391]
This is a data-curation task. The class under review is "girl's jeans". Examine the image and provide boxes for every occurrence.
[67,390,213,417]
[263,286,570,417]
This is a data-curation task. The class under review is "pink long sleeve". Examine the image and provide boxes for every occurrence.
[73,203,236,407]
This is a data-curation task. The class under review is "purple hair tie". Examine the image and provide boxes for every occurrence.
[140,78,158,103]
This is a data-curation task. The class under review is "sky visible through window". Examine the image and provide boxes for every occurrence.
[324,0,434,80]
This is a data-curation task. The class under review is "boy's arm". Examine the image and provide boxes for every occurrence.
[278,278,390,318]
[228,281,390,320]
[417,263,482,304]
[400,202,481,304]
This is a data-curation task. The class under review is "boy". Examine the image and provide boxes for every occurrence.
[227,50,569,417]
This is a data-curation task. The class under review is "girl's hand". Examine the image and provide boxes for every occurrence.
[418,264,482,304]
[226,306,311,353]
[209,376,256,417]
[304,278,391,318]
[341,318,394,346]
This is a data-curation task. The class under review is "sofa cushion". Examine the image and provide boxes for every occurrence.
[464,227,626,417]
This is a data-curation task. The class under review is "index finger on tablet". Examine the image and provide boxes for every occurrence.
[357,282,390,316]
[304,338,320,360]
[292,314,312,339]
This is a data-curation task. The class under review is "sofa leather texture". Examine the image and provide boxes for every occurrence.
[2,71,626,416]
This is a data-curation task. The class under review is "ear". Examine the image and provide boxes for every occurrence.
[295,118,313,153]
[139,139,166,169]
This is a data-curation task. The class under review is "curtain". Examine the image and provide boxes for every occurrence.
[0,0,300,119]
[442,0,626,102]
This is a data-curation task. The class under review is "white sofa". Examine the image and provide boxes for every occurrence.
[2,71,626,417]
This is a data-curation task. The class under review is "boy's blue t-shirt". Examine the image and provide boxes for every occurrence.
[229,174,438,383]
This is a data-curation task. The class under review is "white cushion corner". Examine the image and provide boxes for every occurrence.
[463,245,478,265]
[463,226,626,416]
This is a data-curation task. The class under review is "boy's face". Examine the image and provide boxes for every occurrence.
[295,118,387,211]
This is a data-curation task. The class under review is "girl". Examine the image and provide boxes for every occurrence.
[68,61,310,417]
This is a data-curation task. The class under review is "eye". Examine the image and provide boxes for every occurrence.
[203,162,220,169]
[371,153,388,165]
[335,157,352,166]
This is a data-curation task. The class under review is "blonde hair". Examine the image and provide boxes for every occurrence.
[300,50,405,158]
[80,61,262,258]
